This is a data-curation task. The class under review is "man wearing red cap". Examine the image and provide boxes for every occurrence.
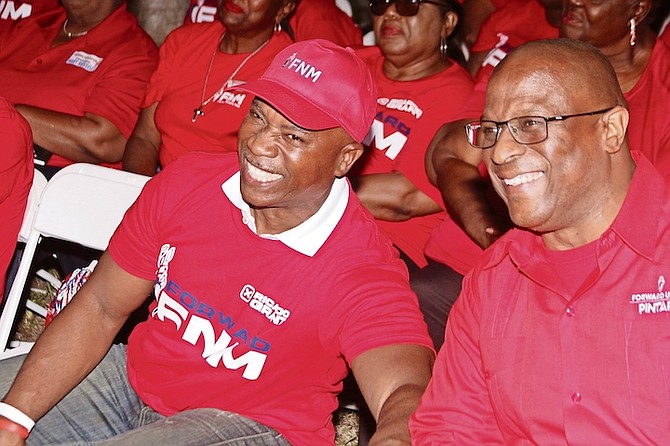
[0,39,434,445]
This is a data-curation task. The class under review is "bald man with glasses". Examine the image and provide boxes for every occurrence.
[410,38,670,445]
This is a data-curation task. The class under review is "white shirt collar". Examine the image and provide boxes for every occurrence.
[222,172,349,257]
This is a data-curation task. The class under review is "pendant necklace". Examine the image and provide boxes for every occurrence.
[62,19,89,38]
[192,33,270,123]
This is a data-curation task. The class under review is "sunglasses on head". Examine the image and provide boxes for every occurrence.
[369,0,448,16]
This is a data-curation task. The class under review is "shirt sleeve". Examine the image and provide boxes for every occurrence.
[107,169,171,281]
[325,255,434,361]
[409,271,505,445]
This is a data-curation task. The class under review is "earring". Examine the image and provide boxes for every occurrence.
[629,18,636,47]
[439,37,448,59]
[274,21,282,34]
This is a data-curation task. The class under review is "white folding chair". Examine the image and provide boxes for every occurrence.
[0,164,150,358]
[18,169,48,244]
[15,170,49,319]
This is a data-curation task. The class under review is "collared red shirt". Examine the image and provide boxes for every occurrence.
[0,5,158,168]
[411,151,670,445]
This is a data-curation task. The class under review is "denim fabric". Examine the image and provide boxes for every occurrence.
[0,344,289,445]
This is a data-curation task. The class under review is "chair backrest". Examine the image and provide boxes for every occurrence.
[32,163,150,251]
[0,163,150,357]
[18,169,48,243]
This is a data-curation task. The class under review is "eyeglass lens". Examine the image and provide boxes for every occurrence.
[468,117,548,148]
[370,0,421,16]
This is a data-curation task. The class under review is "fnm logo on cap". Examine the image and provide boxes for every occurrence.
[280,52,322,83]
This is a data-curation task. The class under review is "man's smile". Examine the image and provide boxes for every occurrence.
[246,162,282,183]
[502,171,544,187]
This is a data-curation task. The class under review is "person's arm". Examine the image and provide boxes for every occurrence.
[15,106,127,164]
[351,343,434,445]
[122,104,161,176]
[352,172,443,221]
[0,252,153,444]
[426,120,511,249]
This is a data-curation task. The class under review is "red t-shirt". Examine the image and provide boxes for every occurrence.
[0,0,59,33]
[471,0,558,81]
[185,0,362,46]
[0,6,158,168]
[411,152,670,445]
[0,97,33,299]
[353,46,474,267]
[108,151,432,445]
[145,22,293,168]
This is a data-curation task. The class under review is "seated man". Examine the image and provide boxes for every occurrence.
[0,39,434,445]
[410,38,670,444]
[0,97,33,302]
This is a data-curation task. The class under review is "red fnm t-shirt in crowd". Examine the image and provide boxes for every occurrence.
[144,21,292,168]
[353,45,474,268]
[108,152,432,445]
[0,0,59,33]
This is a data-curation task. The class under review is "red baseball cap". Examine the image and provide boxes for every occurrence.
[234,39,377,143]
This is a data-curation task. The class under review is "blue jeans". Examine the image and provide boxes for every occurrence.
[0,344,290,445]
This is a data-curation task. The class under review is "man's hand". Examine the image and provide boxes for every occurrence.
[427,120,513,249]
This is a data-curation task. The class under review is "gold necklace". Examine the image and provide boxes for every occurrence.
[62,19,88,38]
[192,33,271,123]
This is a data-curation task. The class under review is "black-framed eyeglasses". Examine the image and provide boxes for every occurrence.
[369,0,448,16]
[464,106,617,149]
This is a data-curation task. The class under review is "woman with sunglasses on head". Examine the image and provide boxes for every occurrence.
[350,0,474,278]
[123,0,296,176]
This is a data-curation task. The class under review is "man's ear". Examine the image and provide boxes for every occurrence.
[335,142,364,177]
[602,106,629,154]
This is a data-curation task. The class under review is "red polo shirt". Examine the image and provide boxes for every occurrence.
[0,5,158,168]
[411,151,670,445]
